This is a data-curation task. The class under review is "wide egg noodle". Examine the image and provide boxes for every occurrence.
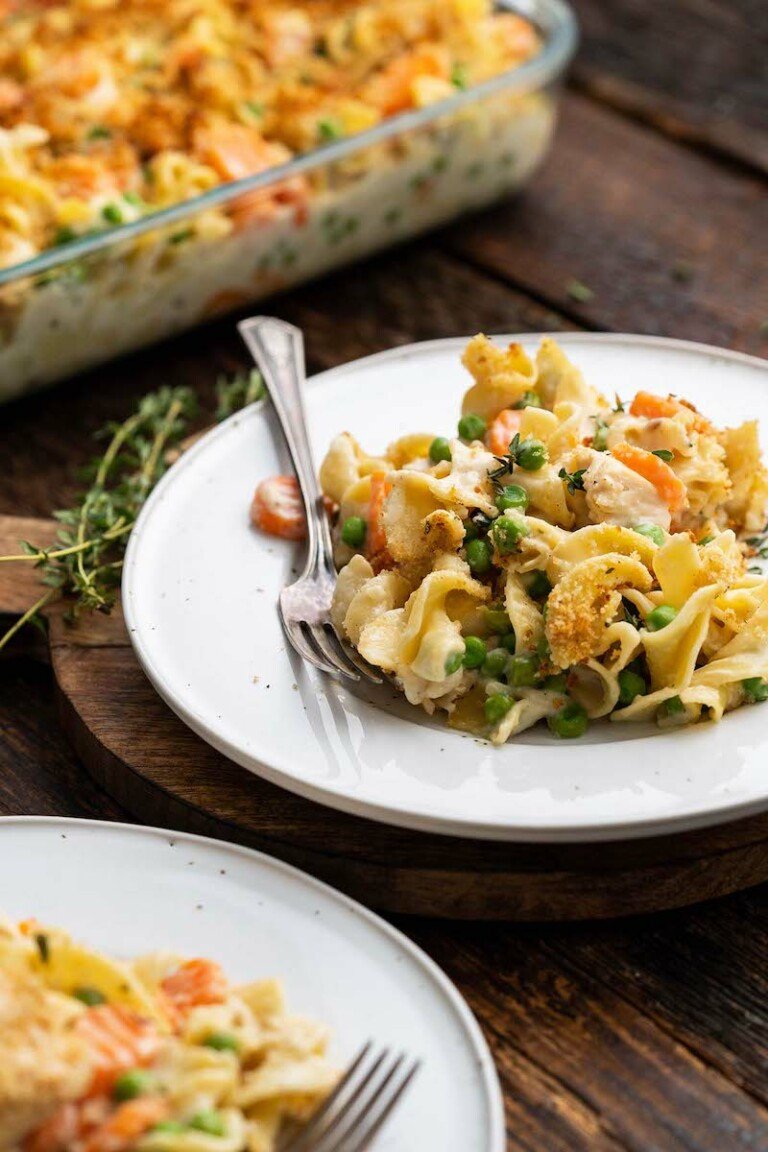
[4,923,337,1152]
[460,335,538,419]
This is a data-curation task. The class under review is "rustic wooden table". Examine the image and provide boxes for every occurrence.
[2,2,767,1147]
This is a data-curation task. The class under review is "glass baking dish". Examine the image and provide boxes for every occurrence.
[0,0,576,402]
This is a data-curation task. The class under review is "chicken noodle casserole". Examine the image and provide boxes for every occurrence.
[287,337,768,743]
[0,918,336,1151]
[0,1,555,395]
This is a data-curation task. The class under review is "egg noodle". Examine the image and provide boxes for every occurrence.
[320,336,768,742]
[0,0,539,269]
[0,918,336,1151]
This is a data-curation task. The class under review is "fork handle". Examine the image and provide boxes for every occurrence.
[238,316,334,574]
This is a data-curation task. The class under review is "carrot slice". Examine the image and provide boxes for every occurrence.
[486,409,522,456]
[193,126,308,228]
[629,390,714,434]
[365,45,449,115]
[80,1098,169,1152]
[367,472,389,558]
[629,391,684,420]
[75,1005,162,1095]
[160,958,228,1020]
[610,442,688,515]
[251,476,307,541]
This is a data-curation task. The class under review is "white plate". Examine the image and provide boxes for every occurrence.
[0,817,502,1152]
[124,334,768,843]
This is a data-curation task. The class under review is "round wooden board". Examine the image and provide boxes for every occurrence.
[5,514,768,920]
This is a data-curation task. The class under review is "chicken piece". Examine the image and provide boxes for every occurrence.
[565,448,671,531]
[0,966,91,1147]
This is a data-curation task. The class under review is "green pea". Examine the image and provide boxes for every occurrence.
[485,693,512,725]
[618,669,646,706]
[481,648,508,679]
[203,1031,240,1052]
[542,672,568,693]
[463,519,479,542]
[515,438,547,471]
[632,523,665,547]
[491,515,529,555]
[646,604,678,631]
[429,436,452,464]
[484,606,512,634]
[507,652,539,687]
[72,986,106,1006]
[495,484,528,513]
[466,537,492,574]
[462,636,487,669]
[658,695,685,719]
[524,570,551,600]
[698,535,714,546]
[341,516,367,548]
[190,1111,227,1137]
[743,677,768,703]
[101,202,123,225]
[513,390,541,410]
[548,701,589,738]
[444,649,465,675]
[114,1069,155,1102]
[458,413,486,441]
[501,632,517,653]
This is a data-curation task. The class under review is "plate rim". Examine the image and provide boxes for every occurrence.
[0,814,505,1151]
[123,332,768,843]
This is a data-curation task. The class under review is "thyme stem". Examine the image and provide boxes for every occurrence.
[0,588,57,654]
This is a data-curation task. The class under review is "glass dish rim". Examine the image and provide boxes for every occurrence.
[0,0,577,289]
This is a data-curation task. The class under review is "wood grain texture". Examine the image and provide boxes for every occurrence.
[1,4,767,1142]
[570,0,768,174]
[444,94,768,352]
[410,914,768,1150]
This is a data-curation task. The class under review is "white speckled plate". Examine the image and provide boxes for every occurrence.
[124,334,768,842]
[0,817,503,1152]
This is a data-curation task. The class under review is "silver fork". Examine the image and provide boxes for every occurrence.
[239,316,382,685]
[277,1041,421,1152]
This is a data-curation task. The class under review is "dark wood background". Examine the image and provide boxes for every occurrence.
[2,2,767,1147]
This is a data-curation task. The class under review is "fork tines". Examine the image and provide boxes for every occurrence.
[278,1041,420,1152]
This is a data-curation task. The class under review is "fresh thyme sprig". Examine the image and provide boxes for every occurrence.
[0,367,264,653]
[215,368,265,422]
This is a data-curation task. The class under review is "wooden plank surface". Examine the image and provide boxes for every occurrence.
[444,94,768,352]
[1,5,767,1145]
[570,0,768,174]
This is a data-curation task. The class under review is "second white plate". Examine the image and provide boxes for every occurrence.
[0,818,502,1151]
[124,334,768,842]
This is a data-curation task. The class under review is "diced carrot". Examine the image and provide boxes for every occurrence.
[486,409,522,456]
[160,958,228,1021]
[364,45,449,115]
[250,476,307,541]
[193,126,308,229]
[493,13,540,57]
[75,1005,163,1095]
[629,391,684,420]
[629,390,714,434]
[80,1098,170,1152]
[610,442,688,515]
[0,78,23,112]
[367,472,389,558]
